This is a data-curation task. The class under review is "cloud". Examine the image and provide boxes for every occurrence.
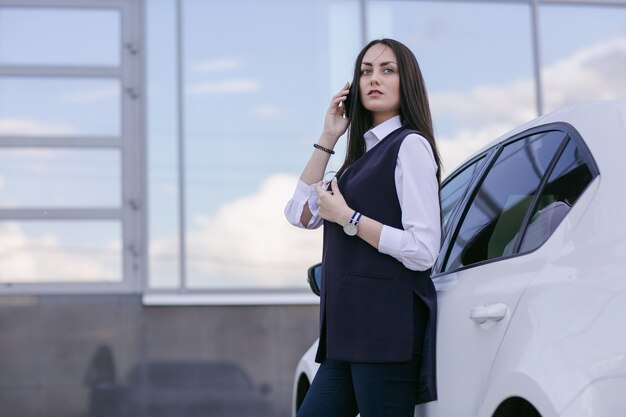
[150,174,322,288]
[192,58,242,73]
[187,79,261,95]
[431,79,536,130]
[432,37,626,173]
[438,123,516,176]
[0,118,76,136]
[0,223,120,282]
[542,38,626,111]
[60,86,119,103]
[251,104,283,118]
[431,80,536,173]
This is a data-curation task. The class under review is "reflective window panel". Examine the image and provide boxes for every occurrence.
[445,131,566,272]
[147,0,180,289]
[0,77,120,138]
[0,221,122,283]
[368,1,535,172]
[180,0,360,289]
[440,156,485,233]
[0,149,120,208]
[518,138,594,252]
[540,4,626,113]
[0,7,120,67]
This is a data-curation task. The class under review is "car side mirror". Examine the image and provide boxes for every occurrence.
[307,263,322,296]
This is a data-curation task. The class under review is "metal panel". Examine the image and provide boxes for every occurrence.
[0,67,121,77]
[531,0,544,116]
[175,0,187,292]
[0,208,121,220]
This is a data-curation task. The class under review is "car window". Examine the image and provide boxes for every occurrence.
[443,131,566,272]
[440,156,485,235]
[516,137,594,252]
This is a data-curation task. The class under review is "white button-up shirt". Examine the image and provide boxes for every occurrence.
[284,115,441,271]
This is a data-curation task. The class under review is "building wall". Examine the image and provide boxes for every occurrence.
[0,295,318,417]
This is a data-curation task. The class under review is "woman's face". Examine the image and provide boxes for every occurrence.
[359,43,401,122]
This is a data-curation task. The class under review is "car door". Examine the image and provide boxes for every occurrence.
[419,128,570,417]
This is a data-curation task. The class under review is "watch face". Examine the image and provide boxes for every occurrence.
[343,223,358,236]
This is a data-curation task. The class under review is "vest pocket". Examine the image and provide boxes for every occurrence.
[345,272,395,282]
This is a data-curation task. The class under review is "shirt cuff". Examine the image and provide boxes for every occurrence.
[378,225,404,258]
[299,180,322,228]
[293,179,312,204]
[307,185,319,214]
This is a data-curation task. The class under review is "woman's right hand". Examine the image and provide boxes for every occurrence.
[320,83,351,145]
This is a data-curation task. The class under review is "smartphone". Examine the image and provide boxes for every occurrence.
[343,84,355,118]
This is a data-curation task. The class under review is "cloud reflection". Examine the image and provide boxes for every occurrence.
[251,104,282,118]
[0,117,76,136]
[150,174,321,288]
[192,58,242,72]
[433,37,626,172]
[187,79,262,95]
[0,222,120,282]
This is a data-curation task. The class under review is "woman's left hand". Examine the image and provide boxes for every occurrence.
[315,178,353,225]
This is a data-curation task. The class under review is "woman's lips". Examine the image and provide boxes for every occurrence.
[368,89,383,96]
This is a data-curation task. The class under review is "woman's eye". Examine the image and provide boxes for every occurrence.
[383,67,394,74]
[360,69,371,75]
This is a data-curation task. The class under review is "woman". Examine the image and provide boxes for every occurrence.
[285,38,442,417]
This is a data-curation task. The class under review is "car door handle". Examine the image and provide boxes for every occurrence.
[470,303,508,324]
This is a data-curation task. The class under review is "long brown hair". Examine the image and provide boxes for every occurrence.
[339,38,442,183]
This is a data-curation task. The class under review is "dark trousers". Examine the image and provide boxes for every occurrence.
[297,295,427,417]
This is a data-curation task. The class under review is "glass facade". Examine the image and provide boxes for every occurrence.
[146,0,180,289]
[0,148,121,208]
[0,7,120,67]
[1,0,625,295]
[540,3,626,113]
[0,77,121,137]
[368,1,536,171]
[0,220,122,282]
[147,0,362,290]
[0,0,139,291]
[182,0,360,289]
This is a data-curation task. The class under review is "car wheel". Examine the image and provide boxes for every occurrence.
[295,374,310,412]
[492,397,541,417]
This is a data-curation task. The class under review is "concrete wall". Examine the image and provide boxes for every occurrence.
[0,295,319,417]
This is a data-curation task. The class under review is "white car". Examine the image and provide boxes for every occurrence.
[293,100,626,417]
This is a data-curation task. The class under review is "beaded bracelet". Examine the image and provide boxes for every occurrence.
[313,143,335,155]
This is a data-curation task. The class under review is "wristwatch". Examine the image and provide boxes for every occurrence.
[343,211,362,236]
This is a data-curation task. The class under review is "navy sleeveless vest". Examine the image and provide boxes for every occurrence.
[316,126,438,404]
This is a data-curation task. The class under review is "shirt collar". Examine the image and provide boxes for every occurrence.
[363,115,402,152]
